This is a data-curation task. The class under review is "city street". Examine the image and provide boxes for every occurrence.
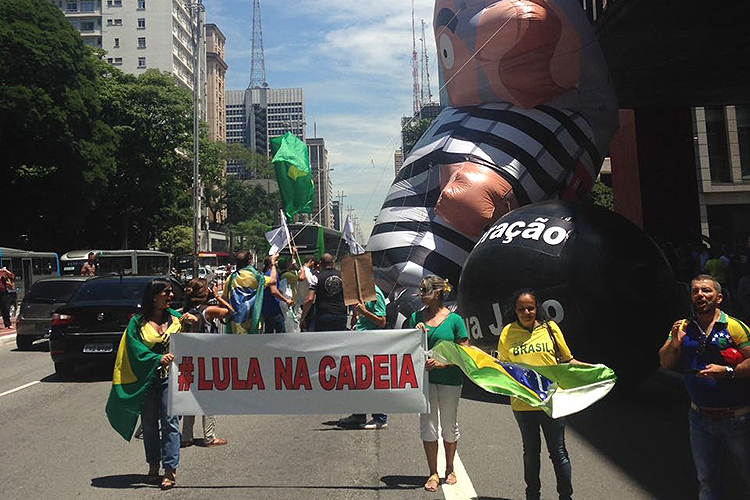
[0,334,744,500]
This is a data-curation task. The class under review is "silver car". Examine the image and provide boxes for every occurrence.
[15,276,89,350]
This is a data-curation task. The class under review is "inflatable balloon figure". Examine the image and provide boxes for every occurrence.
[369,0,619,317]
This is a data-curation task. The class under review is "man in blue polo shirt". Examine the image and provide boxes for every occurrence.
[659,274,750,499]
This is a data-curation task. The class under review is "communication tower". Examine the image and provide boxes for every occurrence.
[248,0,268,88]
[420,19,433,105]
[411,0,421,116]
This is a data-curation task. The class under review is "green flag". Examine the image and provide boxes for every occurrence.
[270,132,315,221]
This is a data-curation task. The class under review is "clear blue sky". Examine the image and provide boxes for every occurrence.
[207,0,438,239]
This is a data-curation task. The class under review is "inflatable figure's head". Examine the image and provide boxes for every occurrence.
[434,0,617,153]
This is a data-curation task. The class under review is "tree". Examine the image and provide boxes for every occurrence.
[225,143,274,179]
[90,67,195,249]
[402,118,435,156]
[158,225,193,256]
[225,178,280,228]
[590,180,614,211]
[0,0,117,250]
[234,219,270,256]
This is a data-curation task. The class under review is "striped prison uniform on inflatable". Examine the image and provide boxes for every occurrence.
[368,102,602,301]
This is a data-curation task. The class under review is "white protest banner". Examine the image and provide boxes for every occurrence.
[168,329,428,416]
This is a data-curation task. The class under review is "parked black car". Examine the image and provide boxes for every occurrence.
[15,276,90,350]
[49,275,183,376]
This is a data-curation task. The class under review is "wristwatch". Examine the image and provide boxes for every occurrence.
[725,366,736,379]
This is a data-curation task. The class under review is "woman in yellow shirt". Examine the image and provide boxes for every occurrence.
[138,279,196,489]
[497,289,585,500]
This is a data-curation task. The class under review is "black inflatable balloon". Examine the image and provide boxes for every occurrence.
[457,200,678,385]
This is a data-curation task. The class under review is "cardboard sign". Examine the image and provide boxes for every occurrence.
[340,253,376,306]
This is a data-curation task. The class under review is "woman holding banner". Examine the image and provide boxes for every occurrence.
[410,275,469,492]
[180,278,233,448]
[497,289,586,500]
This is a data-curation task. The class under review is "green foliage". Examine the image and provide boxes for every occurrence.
[158,225,193,256]
[1,0,117,250]
[234,219,271,256]
[402,118,435,156]
[224,143,274,179]
[225,178,280,227]
[0,0,279,253]
[590,180,614,211]
[89,67,195,248]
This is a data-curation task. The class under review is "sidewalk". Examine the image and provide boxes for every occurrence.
[0,318,17,337]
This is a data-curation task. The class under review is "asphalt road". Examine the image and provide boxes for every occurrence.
[0,334,743,500]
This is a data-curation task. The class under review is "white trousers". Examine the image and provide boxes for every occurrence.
[420,383,462,443]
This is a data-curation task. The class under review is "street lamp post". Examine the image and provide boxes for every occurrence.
[187,0,204,278]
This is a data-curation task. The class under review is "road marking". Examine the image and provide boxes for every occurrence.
[438,440,478,500]
[0,381,40,398]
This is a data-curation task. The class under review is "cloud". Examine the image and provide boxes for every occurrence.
[211,0,441,239]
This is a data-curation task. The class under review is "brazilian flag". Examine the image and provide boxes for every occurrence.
[105,310,181,441]
[271,132,315,222]
[431,342,617,418]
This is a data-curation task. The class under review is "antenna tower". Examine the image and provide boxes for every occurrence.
[411,0,421,117]
[248,0,268,88]
[420,19,432,105]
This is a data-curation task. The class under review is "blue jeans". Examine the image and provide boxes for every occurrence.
[263,312,285,333]
[514,410,572,500]
[142,377,180,470]
[689,408,750,500]
[314,313,347,332]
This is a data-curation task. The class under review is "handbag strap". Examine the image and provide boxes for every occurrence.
[544,321,563,364]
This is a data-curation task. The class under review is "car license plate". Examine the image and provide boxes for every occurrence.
[83,343,113,354]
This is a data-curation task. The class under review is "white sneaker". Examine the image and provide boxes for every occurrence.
[363,419,387,430]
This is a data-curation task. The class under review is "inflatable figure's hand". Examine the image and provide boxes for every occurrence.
[435,162,519,238]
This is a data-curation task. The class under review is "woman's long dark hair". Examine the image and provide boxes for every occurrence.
[139,278,174,324]
[507,288,549,325]
[184,278,209,310]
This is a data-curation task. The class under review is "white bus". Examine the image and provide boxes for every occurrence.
[60,250,171,277]
[0,247,60,317]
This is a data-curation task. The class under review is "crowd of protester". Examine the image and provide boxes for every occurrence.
[105,247,750,498]
[660,238,750,322]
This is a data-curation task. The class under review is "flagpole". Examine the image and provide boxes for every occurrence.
[280,209,303,269]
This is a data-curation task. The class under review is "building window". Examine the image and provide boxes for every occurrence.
[705,106,732,183]
[107,57,113,63]
[113,57,123,65]
[114,18,122,26]
[137,0,145,10]
[66,1,77,12]
[137,37,146,48]
[137,18,146,29]
[81,21,94,31]
[107,18,112,25]
[138,57,146,68]
[737,105,750,182]
[114,0,121,5]
[113,37,119,48]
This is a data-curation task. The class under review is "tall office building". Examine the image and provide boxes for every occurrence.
[204,23,227,143]
[54,0,206,92]
[224,87,305,179]
[306,137,333,229]
[394,148,404,176]
[331,199,341,231]
[225,89,267,179]
[267,88,306,142]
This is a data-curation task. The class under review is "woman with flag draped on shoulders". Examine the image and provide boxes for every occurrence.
[105,278,198,490]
